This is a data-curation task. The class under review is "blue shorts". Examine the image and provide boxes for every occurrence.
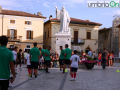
[99,60,101,62]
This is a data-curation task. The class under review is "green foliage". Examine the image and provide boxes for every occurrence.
[86,56,94,61]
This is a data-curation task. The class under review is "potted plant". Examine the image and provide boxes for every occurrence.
[82,56,98,69]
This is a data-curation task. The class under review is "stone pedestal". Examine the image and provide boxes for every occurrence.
[55,32,72,55]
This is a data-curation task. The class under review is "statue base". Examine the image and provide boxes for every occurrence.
[55,32,72,55]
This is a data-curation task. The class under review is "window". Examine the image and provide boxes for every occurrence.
[74,31,78,43]
[26,45,31,48]
[26,30,33,39]
[10,45,14,48]
[87,32,91,39]
[7,29,17,40]
[25,21,32,25]
[10,20,15,24]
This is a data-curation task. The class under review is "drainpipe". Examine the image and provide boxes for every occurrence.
[2,15,4,35]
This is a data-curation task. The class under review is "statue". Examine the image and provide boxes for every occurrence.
[55,6,71,33]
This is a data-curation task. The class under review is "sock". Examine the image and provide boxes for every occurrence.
[71,74,73,78]
[28,69,31,74]
[74,73,76,78]
[35,75,37,78]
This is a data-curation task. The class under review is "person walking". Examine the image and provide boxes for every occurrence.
[26,51,31,76]
[0,36,16,90]
[30,42,40,79]
[101,48,108,69]
[59,46,65,72]
[63,44,72,73]
[70,50,80,81]
[16,49,23,70]
[45,46,51,73]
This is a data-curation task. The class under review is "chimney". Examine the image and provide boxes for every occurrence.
[86,20,89,22]
[37,12,42,16]
[0,6,2,13]
[49,15,52,20]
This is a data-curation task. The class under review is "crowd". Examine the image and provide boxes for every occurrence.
[0,35,114,90]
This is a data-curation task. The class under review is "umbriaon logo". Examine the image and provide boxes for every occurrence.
[87,1,120,8]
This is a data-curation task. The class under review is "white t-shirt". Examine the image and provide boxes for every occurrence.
[26,54,31,65]
[70,55,80,68]
[39,57,44,63]
[12,50,17,61]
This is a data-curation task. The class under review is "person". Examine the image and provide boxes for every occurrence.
[24,51,27,64]
[98,52,102,66]
[70,50,80,81]
[12,47,18,74]
[50,55,53,68]
[88,49,92,57]
[45,46,51,73]
[39,48,46,71]
[38,56,43,70]
[0,36,16,90]
[59,46,65,72]
[25,51,31,76]
[30,42,40,79]
[16,49,23,70]
[112,51,114,64]
[53,52,59,68]
[106,53,109,66]
[63,44,72,73]
[101,48,108,69]
[109,51,113,67]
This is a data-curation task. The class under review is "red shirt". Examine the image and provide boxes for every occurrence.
[98,54,101,60]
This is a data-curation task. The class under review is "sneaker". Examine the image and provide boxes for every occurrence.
[70,78,74,81]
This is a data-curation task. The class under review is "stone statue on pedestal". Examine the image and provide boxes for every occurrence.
[55,6,71,33]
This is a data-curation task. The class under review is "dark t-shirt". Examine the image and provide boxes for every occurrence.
[17,52,21,61]
[102,51,108,58]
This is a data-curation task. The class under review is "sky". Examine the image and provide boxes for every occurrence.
[0,0,120,28]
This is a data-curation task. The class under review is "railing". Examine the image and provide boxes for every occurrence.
[71,38,85,45]
[8,36,22,42]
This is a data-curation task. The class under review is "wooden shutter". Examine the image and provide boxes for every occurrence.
[25,21,27,24]
[48,30,49,38]
[31,31,33,39]
[87,32,91,39]
[26,30,29,39]
[74,31,78,43]
[10,20,15,24]
[14,30,17,40]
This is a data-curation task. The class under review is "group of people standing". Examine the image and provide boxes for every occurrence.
[98,49,114,67]
[0,36,82,90]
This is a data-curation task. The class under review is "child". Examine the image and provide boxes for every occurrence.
[38,56,43,70]
[70,50,80,81]
[26,51,31,76]
[98,52,102,66]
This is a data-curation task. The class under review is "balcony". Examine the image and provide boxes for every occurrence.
[71,38,85,45]
[8,36,22,42]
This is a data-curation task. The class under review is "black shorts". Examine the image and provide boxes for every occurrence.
[28,65,31,69]
[31,61,38,69]
[59,59,64,65]
[64,59,71,65]
[0,80,9,90]
[45,60,50,66]
[17,59,22,64]
[14,60,16,66]
[71,67,78,72]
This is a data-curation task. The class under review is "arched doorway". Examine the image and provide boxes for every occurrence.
[85,46,91,54]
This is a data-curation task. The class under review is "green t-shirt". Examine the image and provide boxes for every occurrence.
[30,47,40,62]
[59,50,65,59]
[65,48,72,59]
[41,49,45,57]
[0,45,14,79]
[44,49,50,60]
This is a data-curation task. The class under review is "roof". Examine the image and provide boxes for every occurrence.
[99,27,112,31]
[44,17,102,26]
[0,9,46,19]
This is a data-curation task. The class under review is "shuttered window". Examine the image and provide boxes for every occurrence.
[74,31,78,43]
[26,30,33,39]
[87,32,91,39]
[25,21,32,25]
[10,20,15,24]
[7,29,17,40]
[48,30,49,38]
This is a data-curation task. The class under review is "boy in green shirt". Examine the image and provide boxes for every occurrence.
[30,42,40,79]
[0,36,16,90]
[45,46,51,73]
[59,46,65,72]
[63,44,72,73]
